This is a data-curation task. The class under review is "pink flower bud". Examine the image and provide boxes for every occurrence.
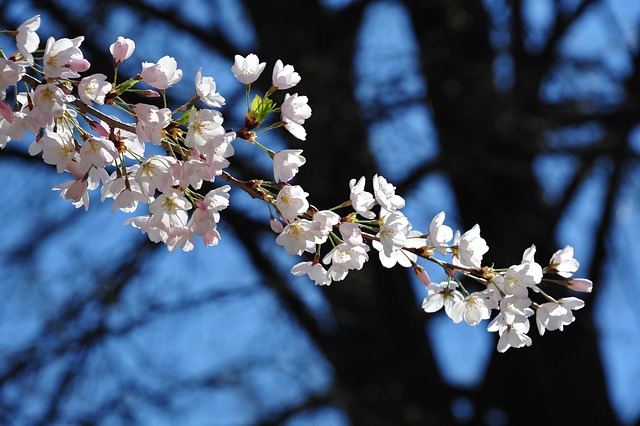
[86,118,110,137]
[64,179,89,202]
[566,278,593,293]
[0,100,14,123]
[270,216,284,233]
[413,264,431,287]
[69,57,90,73]
[65,159,85,179]
[110,36,135,65]
[141,90,161,98]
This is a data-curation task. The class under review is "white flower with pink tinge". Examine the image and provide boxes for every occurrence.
[280,93,311,141]
[140,56,183,90]
[102,164,151,213]
[133,103,171,145]
[44,36,90,79]
[135,155,180,197]
[185,109,225,149]
[78,74,112,106]
[322,241,370,281]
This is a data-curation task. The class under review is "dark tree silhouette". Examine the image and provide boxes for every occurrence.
[1,0,637,425]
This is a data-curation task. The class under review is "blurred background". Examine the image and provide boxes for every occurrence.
[2,0,640,424]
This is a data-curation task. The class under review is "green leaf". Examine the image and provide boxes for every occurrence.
[176,106,195,125]
[250,94,276,125]
[115,78,140,95]
[251,94,263,112]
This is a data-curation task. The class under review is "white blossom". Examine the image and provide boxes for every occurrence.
[566,278,593,293]
[28,129,75,173]
[272,60,301,90]
[427,211,453,255]
[453,224,489,269]
[449,289,498,326]
[372,174,404,213]
[275,219,321,255]
[195,68,225,108]
[283,120,307,141]
[231,53,266,84]
[273,149,306,183]
[0,59,26,89]
[44,36,89,79]
[140,56,183,89]
[376,212,410,257]
[78,73,112,106]
[487,295,535,352]
[323,241,370,281]
[291,261,331,286]
[15,15,40,65]
[338,222,363,246]
[102,164,152,213]
[133,103,171,145]
[422,281,464,319]
[313,210,340,241]
[135,155,180,197]
[185,108,225,149]
[536,297,585,336]
[275,185,309,221]
[549,245,580,278]
[79,136,118,168]
[281,93,311,125]
[349,176,375,219]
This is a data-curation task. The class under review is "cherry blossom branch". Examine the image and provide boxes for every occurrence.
[72,99,136,134]
[21,74,137,134]
[219,173,269,201]
[0,15,594,353]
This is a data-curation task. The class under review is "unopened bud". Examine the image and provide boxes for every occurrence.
[0,100,14,123]
[566,278,593,293]
[69,57,90,73]
[413,264,431,287]
[87,118,109,137]
[270,216,284,233]
[141,90,161,98]
[110,36,135,66]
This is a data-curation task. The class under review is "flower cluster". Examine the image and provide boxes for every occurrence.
[0,16,307,251]
[423,242,589,352]
[0,16,593,352]
[270,168,591,351]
